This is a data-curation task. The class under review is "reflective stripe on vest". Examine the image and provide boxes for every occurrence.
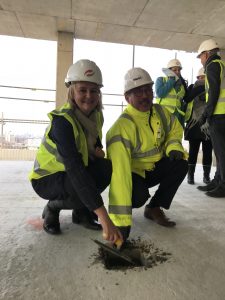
[51,108,81,147]
[108,205,132,215]
[41,136,64,163]
[33,159,51,176]
[106,105,171,159]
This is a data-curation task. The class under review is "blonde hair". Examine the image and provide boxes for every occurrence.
[67,83,103,112]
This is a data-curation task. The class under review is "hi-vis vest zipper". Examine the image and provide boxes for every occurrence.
[205,59,225,115]
[29,102,103,180]
[156,77,186,116]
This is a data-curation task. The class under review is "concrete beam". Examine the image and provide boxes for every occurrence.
[56,31,74,108]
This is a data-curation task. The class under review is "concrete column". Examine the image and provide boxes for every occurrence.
[56,32,74,108]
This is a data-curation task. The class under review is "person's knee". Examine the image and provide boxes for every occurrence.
[176,159,188,176]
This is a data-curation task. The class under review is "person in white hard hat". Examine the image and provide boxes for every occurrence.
[155,58,189,126]
[184,67,213,185]
[196,39,225,197]
[155,58,203,127]
[29,59,123,243]
[106,67,188,242]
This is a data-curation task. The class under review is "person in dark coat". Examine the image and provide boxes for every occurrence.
[197,39,225,197]
[184,67,213,185]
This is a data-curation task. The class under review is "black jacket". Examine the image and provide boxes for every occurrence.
[184,80,209,141]
[48,115,104,211]
[202,54,222,120]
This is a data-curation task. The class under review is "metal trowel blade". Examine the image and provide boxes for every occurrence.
[92,239,136,265]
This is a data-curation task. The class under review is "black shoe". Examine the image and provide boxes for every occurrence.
[203,176,211,184]
[206,185,225,198]
[144,206,176,227]
[42,205,61,235]
[197,180,217,192]
[188,177,194,184]
[72,209,102,231]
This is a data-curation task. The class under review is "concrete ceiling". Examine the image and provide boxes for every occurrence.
[0,0,225,52]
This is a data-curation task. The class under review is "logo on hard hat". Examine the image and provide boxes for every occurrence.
[84,69,95,77]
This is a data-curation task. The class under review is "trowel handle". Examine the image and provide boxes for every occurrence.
[114,239,123,250]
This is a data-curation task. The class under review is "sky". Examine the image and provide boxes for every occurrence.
[0,35,202,140]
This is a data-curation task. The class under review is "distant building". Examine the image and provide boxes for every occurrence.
[5,132,16,143]
[26,138,41,150]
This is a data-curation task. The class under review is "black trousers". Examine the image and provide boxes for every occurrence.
[31,158,112,210]
[209,116,225,184]
[188,139,213,166]
[131,157,188,210]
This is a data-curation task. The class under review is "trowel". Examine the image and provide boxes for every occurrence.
[93,239,145,266]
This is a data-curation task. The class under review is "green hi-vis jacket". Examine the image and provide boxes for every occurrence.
[106,104,186,227]
[156,77,186,117]
[205,59,225,115]
[29,102,103,180]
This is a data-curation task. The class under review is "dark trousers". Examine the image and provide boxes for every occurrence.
[188,139,213,166]
[131,157,188,210]
[31,158,112,210]
[210,116,225,184]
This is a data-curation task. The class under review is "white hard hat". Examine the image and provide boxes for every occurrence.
[167,59,182,69]
[197,39,219,58]
[197,67,205,78]
[124,67,154,93]
[65,59,103,87]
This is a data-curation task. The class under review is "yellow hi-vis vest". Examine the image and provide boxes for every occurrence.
[106,104,186,227]
[205,59,225,115]
[29,102,103,180]
[156,77,186,116]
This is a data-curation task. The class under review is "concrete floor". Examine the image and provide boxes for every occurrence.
[0,161,225,300]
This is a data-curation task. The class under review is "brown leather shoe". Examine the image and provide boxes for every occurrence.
[144,206,176,227]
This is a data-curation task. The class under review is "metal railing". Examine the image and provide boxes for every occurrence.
[0,84,126,160]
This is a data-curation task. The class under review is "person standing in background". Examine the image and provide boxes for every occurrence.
[197,39,225,197]
[155,59,204,128]
[155,58,188,126]
[184,67,213,185]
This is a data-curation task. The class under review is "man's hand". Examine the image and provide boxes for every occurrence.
[95,206,123,244]
[169,150,183,161]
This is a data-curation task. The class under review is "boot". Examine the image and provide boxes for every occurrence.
[206,183,225,198]
[203,165,211,184]
[42,199,73,235]
[72,207,102,231]
[197,179,218,191]
[144,206,176,227]
[187,164,195,184]
[42,202,61,235]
